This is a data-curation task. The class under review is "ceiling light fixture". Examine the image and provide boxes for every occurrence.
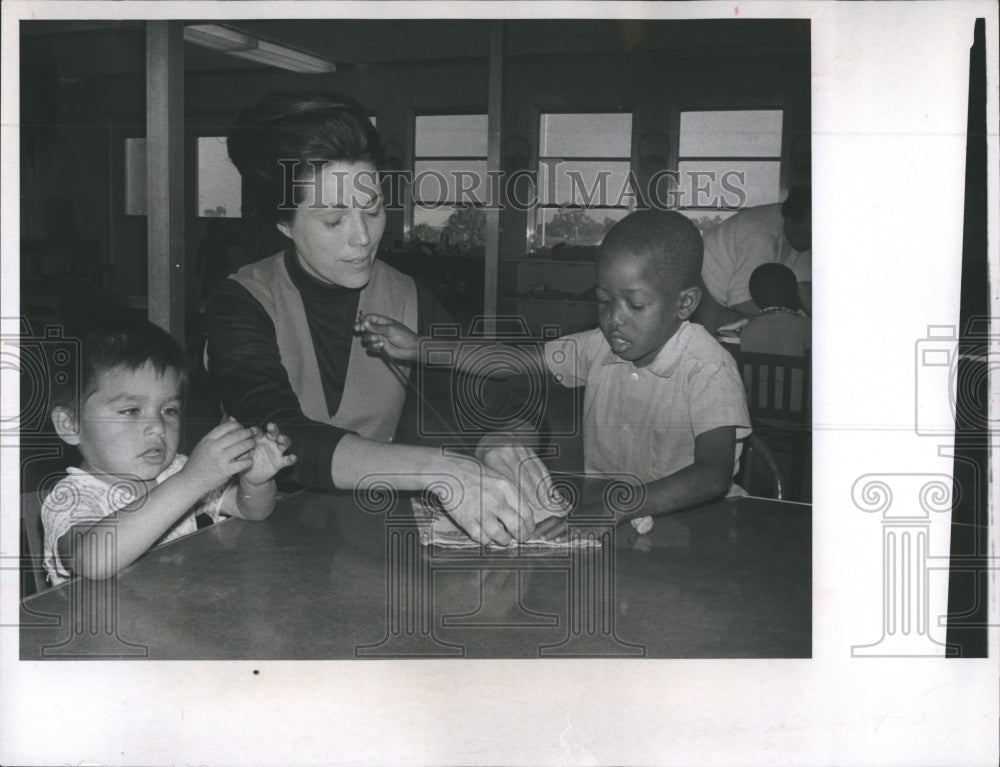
[183,24,336,73]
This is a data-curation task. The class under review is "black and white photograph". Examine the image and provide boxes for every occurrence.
[1,2,997,766]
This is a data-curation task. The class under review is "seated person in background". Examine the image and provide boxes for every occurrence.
[694,184,811,332]
[42,319,295,585]
[359,210,751,535]
[739,263,812,357]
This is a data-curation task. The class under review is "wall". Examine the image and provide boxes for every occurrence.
[21,42,809,303]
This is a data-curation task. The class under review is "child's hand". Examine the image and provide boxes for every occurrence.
[479,444,571,521]
[534,513,568,542]
[355,312,421,362]
[240,422,297,486]
[184,419,258,494]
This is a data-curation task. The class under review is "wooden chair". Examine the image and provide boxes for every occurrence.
[740,432,784,500]
[21,491,49,596]
[730,350,811,500]
[730,350,810,426]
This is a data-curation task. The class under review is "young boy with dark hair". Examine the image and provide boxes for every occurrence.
[359,210,751,534]
[42,319,296,585]
[739,262,812,356]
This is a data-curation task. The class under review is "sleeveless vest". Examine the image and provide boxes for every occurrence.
[230,254,418,442]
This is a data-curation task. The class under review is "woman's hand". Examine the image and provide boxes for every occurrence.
[478,444,569,522]
[184,419,257,494]
[431,458,536,546]
[356,312,421,361]
[240,422,297,486]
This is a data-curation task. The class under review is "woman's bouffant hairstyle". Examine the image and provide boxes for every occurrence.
[227,91,383,228]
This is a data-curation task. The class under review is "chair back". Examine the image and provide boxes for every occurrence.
[730,350,810,428]
[21,491,49,595]
[740,433,784,500]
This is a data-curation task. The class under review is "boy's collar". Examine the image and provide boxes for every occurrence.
[600,320,691,378]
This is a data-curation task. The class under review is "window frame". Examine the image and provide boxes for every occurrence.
[528,105,637,253]
[671,100,789,224]
[194,134,243,220]
[407,108,489,249]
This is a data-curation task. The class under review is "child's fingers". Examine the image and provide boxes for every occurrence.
[362,312,395,327]
[360,329,386,345]
[215,426,255,448]
[232,455,255,473]
[202,421,249,444]
[222,435,257,460]
[534,515,568,541]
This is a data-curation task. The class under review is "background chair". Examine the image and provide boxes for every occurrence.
[730,350,811,500]
[730,350,810,425]
[739,432,784,500]
[21,491,49,596]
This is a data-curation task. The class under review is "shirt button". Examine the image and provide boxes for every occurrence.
[630,372,639,380]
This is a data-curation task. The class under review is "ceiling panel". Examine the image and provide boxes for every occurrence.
[19,19,808,80]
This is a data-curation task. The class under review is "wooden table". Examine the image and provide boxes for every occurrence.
[20,486,810,659]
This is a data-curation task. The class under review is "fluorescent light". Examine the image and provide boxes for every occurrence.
[184,24,256,53]
[183,23,336,74]
[232,40,337,74]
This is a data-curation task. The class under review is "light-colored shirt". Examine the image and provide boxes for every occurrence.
[543,321,752,486]
[41,455,226,586]
[740,308,812,357]
[701,203,811,307]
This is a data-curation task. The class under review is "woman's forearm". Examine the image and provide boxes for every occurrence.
[330,434,455,490]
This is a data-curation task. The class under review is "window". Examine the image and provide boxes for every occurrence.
[676,109,783,233]
[411,114,488,252]
[124,135,242,218]
[533,112,634,250]
[197,136,241,218]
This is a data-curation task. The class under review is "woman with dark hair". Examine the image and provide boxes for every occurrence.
[207,91,557,545]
